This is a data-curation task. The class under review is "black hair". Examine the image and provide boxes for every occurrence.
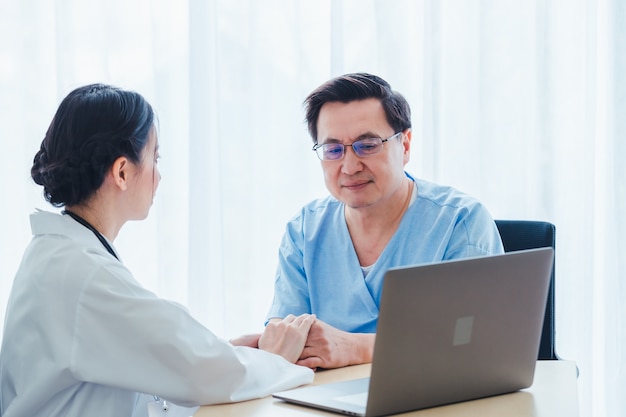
[303,73,412,144]
[31,83,155,207]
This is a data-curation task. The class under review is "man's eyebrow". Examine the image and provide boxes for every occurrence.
[355,132,381,140]
[321,132,381,143]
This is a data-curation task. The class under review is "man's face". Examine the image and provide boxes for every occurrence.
[316,98,411,210]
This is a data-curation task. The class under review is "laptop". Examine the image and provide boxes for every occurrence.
[273,247,554,417]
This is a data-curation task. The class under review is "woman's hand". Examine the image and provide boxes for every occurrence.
[258,314,316,363]
[229,333,261,348]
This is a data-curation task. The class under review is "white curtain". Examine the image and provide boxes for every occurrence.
[0,1,623,416]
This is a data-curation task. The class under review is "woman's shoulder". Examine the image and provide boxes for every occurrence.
[26,209,139,289]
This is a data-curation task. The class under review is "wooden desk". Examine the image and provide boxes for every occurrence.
[194,360,579,416]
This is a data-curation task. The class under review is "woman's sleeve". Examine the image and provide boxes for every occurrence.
[70,264,313,406]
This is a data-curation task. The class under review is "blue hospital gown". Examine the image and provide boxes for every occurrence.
[266,174,504,333]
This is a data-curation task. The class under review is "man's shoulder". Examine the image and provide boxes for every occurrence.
[284,195,342,233]
[300,195,342,216]
[414,178,482,209]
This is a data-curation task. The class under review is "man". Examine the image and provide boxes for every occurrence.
[266,73,504,370]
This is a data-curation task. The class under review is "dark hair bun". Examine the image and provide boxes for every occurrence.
[31,84,154,207]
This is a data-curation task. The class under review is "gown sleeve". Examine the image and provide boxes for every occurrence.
[441,201,504,260]
[266,213,312,321]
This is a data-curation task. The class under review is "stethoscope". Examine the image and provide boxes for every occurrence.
[63,210,119,261]
[153,396,169,412]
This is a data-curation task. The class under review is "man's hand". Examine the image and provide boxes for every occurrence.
[294,319,375,370]
[258,314,316,363]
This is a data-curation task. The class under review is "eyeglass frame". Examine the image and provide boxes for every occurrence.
[312,131,404,161]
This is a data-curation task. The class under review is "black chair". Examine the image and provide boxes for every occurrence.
[494,220,559,360]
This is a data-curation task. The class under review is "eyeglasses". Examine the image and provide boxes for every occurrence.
[312,132,403,161]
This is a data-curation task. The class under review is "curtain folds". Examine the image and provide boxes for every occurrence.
[0,1,623,416]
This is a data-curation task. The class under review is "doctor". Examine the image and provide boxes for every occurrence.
[0,84,315,417]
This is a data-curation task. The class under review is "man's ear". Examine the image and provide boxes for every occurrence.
[110,156,130,191]
[402,129,412,164]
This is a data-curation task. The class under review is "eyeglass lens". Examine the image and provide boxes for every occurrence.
[317,138,384,160]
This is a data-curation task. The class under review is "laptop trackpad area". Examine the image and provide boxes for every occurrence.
[273,377,369,416]
[335,391,368,406]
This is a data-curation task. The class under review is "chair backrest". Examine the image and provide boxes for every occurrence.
[494,220,558,360]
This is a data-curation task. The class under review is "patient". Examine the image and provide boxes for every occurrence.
[265,73,504,369]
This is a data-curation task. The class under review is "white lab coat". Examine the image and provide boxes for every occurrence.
[0,210,313,417]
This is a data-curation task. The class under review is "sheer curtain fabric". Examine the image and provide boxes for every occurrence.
[0,1,623,416]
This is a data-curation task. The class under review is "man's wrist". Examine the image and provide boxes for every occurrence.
[353,333,376,365]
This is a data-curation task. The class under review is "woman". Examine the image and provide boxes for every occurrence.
[0,84,315,417]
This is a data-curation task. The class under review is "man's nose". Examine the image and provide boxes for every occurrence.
[341,146,363,175]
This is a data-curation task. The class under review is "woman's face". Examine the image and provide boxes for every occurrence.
[128,127,161,220]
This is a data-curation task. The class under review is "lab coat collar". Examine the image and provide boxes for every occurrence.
[30,209,122,261]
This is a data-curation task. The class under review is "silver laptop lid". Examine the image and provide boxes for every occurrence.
[366,247,554,416]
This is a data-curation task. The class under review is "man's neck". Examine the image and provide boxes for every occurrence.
[345,177,413,233]
[344,178,414,266]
